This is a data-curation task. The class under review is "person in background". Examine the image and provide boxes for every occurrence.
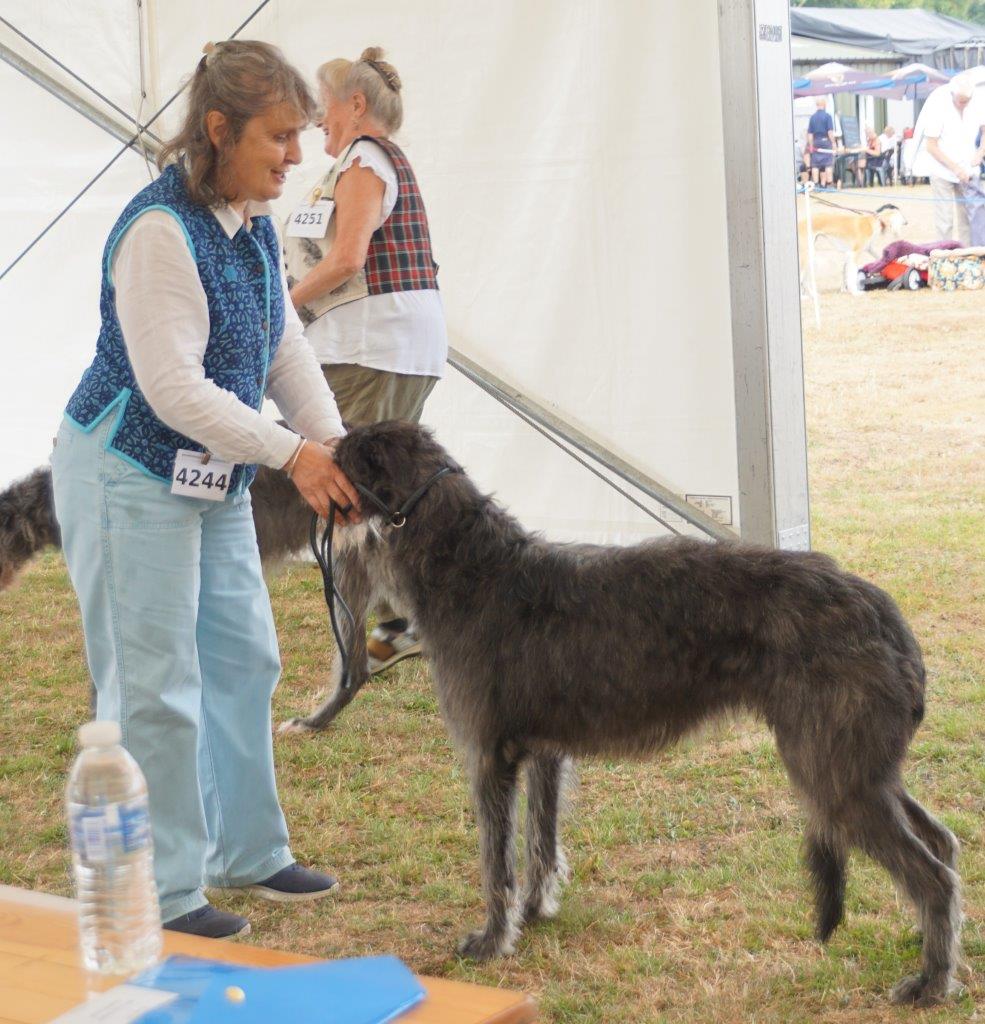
[51,41,360,940]
[862,127,881,162]
[795,129,811,184]
[912,74,985,244]
[807,96,836,188]
[862,127,890,186]
[285,47,447,675]
[900,126,918,184]
[878,124,898,183]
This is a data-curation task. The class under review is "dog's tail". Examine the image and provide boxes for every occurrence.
[806,830,847,942]
[0,466,61,591]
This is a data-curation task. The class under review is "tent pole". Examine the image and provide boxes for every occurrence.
[0,38,160,156]
[140,0,162,124]
[446,346,735,541]
[718,0,811,550]
[0,14,162,145]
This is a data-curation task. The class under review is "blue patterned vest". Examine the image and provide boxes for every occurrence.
[65,164,286,492]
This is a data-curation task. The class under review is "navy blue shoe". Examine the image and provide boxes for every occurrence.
[243,863,340,902]
[164,904,251,938]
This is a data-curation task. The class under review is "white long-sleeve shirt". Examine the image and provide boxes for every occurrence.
[111,200,344,471]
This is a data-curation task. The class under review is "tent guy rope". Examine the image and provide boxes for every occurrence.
[0,0,274,284]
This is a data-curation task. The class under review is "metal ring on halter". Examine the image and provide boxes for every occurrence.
[391,513,406,528]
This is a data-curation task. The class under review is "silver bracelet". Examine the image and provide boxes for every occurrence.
[285,437,308,478]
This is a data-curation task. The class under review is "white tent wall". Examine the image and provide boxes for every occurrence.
[0,0,151,488]
[1,1,806,547]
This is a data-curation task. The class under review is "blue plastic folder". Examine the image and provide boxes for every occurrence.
[130,954,426,1024]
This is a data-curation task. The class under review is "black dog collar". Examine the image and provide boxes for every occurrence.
[354,466,456,528]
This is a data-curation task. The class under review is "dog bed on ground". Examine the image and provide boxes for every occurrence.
[929,246,985,291]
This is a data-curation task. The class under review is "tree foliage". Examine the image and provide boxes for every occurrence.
[793,0,985,26]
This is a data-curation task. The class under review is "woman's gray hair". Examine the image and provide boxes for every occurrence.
[158,40,317,208]
[950,72,976,100]
[317,46,403,135]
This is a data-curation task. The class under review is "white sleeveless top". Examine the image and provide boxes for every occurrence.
[302,140,447,378]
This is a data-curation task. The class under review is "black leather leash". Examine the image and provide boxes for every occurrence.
[309,505,357,690]
[309,465,456,690]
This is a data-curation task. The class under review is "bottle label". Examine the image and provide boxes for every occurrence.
[70,798,151,863]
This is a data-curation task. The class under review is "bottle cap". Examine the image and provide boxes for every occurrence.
[78,720,122,748]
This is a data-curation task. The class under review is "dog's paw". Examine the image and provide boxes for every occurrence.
[521,894,558,925]
[456,927,515,961]
[277,717,317,737]
[521,880,561,924]
[890,972,953,1007]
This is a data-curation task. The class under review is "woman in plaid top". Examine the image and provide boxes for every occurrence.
[286,47,447,673]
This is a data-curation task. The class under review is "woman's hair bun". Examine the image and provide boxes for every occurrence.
[359,46,401,93]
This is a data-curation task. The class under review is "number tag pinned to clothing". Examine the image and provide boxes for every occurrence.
[285,200,334,238]
[171,450,234,501]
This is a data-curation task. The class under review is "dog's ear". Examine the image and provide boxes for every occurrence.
[876,205,906,233]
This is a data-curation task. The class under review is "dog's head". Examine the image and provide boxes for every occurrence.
[335,421,462,528]
[875,203,907,237]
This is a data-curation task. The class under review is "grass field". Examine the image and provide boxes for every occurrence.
[1,184,982,1021]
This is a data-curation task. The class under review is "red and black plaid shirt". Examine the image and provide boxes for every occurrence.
[360,136,439,295]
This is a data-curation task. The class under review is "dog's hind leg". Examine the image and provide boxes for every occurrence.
[458,748,522,960]
[805,822,847,942]
[521,754,572,925]
[899,791,959,871]
[896,790,971,982]
[852,790,961,1007]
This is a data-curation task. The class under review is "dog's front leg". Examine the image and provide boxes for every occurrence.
[844,254,861,294]
[458,748,522,960]
[279,542,374,735]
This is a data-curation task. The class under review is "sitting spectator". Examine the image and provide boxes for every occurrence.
[863,128,890,186]
[878,125,898,181]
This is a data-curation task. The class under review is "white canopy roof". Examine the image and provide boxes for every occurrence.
[1,1,804,546]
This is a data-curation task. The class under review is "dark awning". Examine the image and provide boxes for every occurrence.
[790,8,985,58]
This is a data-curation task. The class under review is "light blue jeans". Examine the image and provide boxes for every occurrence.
[51,413,293,921]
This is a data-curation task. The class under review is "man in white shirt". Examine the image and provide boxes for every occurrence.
[912,75,985,244]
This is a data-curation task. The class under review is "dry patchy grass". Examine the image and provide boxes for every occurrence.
[1,188,982,1021]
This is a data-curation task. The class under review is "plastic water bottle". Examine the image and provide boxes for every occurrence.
[66,720,162,975]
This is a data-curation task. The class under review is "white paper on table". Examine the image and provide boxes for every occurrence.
[48,984,177,1023]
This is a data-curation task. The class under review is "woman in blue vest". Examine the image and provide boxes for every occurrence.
[51,41,359,939]
[285,46,447,675]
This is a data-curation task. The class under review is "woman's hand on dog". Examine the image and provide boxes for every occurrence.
[288,440,361,525]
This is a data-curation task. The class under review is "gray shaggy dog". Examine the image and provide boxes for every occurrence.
[278,420,962,1008]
